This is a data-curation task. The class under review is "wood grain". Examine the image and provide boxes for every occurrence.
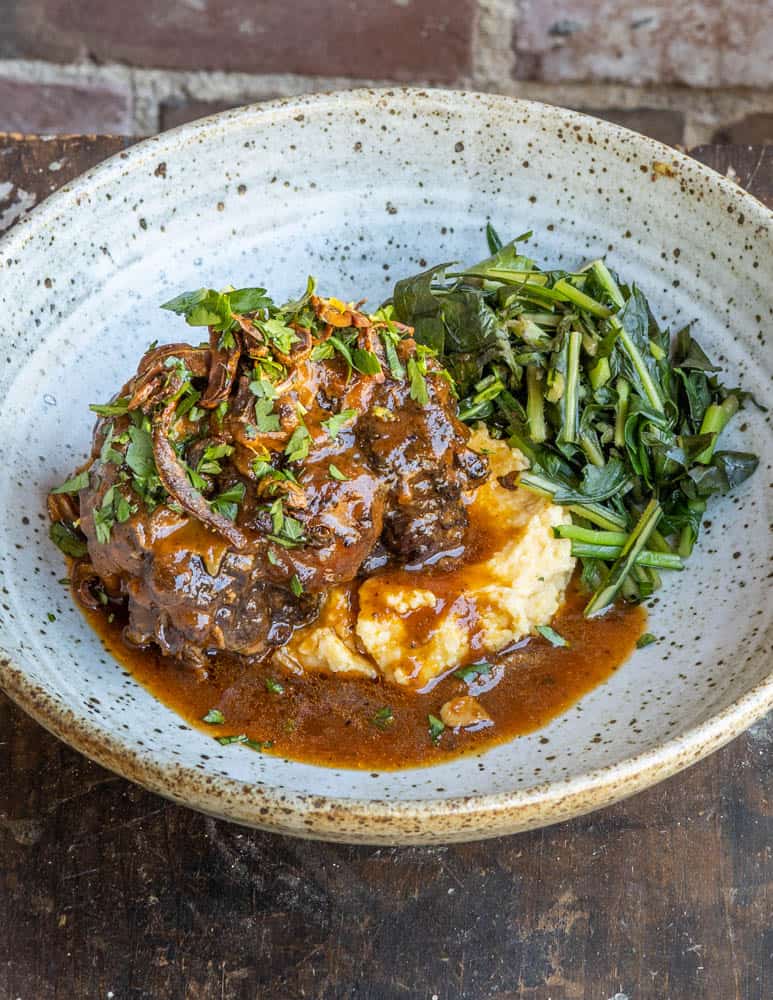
[0,136,770,1000]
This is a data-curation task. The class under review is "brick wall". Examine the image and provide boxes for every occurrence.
[0,0,771,145]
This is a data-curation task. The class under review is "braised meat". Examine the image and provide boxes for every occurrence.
[49,287,488,671]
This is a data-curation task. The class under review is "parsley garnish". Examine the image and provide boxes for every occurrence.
[352,348,382,376]
[535,625,570,647]
[453,661,493,682]
[428,714,445,745]
[266,499,306,547]
[407,357,430,406]
[311,341,335,361]
[162,286,271,333]
[255,317,299,355]
[215,733,274,752]
[210,481,246,521]
[248,376,279,400]
[99,425,123,466]
[265,678,285,695]
[289,574,303,597]
[202,708,225,725]
[254,398,281,433]
[328,334,354,369]
[328,463,349,481]
[284,424,312,463]
[380,328,406,378]
[197,442,234,476]
[51,470,89,495]
[321,408,357,440]
[371,706,394,730]
[636,633,657,648]
[89,397,130,417]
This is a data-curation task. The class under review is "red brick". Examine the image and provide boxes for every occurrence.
[575,108,685,146]
[513,0,773,87]
[13,0,475,81]
[0,75,132,134]
[160,100,243,132]
[712,113,773,146]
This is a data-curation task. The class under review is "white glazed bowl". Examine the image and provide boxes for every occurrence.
[0,90,770,844]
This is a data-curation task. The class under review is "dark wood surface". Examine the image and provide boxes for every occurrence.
[1,136,770,1000]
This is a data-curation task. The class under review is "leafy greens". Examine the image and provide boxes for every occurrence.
[389,226,760,615]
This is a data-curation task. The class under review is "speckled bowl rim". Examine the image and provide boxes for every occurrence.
[1,88,771,844]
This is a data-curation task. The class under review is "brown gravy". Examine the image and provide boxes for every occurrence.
[81,576,645,770]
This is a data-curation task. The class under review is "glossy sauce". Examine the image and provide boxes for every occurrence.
[82,576,645,770]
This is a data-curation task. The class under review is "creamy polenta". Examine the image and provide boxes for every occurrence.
[276,427,575,689]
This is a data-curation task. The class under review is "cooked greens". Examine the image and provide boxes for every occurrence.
[389,227,759,615]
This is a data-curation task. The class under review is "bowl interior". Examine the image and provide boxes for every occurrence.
[0,91,770,829]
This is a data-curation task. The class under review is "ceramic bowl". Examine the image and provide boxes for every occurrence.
[0,89,770,844]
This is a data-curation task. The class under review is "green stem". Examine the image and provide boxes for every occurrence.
[614,319,665,413]
[560,330,582,444]
[520,476,628,532]
[552,278,613,318]
[525,366,547,444]
[677,499,707,557]
[614,377,630,448]
[591,261,665,414]
[520,312,560,327]
[456,268,546,285]
[555,525,629,545]
[517,471,560,500]
[585,499,663,616]
[649,529,673,554]
[589,259,626,308]
[567,503,628,531]
[695,395,739,464]
[579,431,606,467]
[571,542,683,570]
[589,356,611,390]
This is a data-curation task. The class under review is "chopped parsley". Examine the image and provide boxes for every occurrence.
[428,714,445,745]
[51,470,89,495]
[321,408,357,440]
[328,463,349,482]
[254,398,280,433]
[289,574,303,597]
[202,708,225,725]
[266,499,306,547]
[265,678,285,695]
[535,625,570,647]
[99,425,124,466]
[380,328,406,379]
[284,424,312,463]
[407,356,429,406]
[215,733,274,752]
[636,633,657,648]
[352,348,382,376]
[328,334,354,369]
[453,661,493,682]
[311,341,335,362]
[210,481,246,521]
[197,442,234,475]
[371,706,394,730]
[255,317,298,355]
[248,376,279,400]
[89,397,130,417]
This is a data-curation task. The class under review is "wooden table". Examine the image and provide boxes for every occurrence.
[1,137,770,1000]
